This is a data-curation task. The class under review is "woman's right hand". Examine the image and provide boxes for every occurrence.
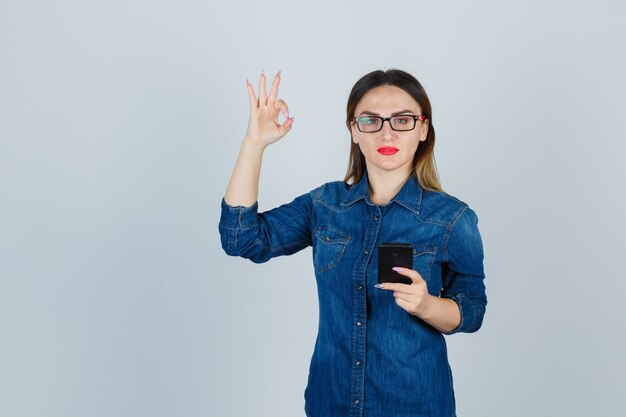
[243,70,294,148]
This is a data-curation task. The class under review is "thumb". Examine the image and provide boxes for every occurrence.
[277,116,295,138]
[393,267,424,284]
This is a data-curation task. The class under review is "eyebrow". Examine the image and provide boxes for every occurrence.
[358,109,417,116]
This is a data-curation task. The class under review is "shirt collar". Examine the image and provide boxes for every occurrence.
[341,170,423,215]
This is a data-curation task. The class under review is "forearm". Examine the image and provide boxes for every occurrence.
[420,296,461,334]
[224,140,266,207]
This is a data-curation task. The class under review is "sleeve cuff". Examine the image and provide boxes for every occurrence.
[219,198,259,230]
[442,294,470,335]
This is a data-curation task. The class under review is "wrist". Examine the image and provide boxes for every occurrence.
[416,295,438,320]
[241,137,267,153]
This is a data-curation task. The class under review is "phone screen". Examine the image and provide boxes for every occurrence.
[377,243,413,284]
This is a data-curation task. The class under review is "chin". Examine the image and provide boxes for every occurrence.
[372,163,408,173]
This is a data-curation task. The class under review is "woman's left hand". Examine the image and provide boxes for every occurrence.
[375,267,434,318]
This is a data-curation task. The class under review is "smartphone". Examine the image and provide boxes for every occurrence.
[377,243,413,285]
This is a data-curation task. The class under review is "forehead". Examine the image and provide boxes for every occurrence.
[355,85,421,114]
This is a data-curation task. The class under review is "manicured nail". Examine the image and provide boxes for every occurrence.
[374,284,384,289]
[392,267,403,272]
[246,79,250,85]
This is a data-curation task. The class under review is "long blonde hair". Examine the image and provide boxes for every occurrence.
[344,69,443,192]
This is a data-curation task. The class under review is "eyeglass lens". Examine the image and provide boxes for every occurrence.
[356,116,418,132]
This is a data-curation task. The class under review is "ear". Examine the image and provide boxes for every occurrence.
[350,121,360,144]
[419,119,429,142]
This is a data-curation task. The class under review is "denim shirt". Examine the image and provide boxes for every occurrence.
[219,171,487,417]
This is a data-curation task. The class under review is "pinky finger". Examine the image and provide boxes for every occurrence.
[395,297,411,312]
[246,79,258,108]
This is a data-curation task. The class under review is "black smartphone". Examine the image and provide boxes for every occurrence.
[377,243,413,285]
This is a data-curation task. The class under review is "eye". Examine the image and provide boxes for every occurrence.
[360,117,377,125]
[393,116,412,125]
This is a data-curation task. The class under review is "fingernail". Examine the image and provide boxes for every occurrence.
[246,79,250,85]
[277,70,282,77]
[261,69,266,77]
[290,116,295,123]
[392,267,403,272]
[375,284,384,289]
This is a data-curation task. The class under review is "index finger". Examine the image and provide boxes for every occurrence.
[267,70,281,103]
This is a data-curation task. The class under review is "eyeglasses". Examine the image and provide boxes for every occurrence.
[352,114,426,133]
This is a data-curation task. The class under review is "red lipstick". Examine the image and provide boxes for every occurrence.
[377,147,399,155]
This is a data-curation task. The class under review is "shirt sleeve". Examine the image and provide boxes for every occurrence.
[440,206,487,335]
[218,192,313,263]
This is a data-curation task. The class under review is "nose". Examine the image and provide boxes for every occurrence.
[379,119,394,140]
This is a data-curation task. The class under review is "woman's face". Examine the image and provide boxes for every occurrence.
[350,85,429,177]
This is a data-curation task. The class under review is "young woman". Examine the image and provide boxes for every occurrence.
[219,69,487,417]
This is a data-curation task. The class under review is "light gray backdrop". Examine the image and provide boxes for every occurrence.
[1,1,625,416]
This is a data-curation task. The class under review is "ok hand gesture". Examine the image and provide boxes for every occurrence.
[244,70,294,148]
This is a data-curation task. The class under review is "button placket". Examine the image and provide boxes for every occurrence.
[350,205,381,417]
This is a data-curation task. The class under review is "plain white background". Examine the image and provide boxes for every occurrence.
[1,1,625,416]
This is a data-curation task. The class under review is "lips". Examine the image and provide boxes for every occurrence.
[377,147,399,155]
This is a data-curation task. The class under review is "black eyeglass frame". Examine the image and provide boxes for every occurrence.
[351,114,426,133]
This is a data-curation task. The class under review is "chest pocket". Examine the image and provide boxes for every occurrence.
[313,225,351,273]
[412,244,438,281]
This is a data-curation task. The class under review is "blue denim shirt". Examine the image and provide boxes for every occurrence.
[219,171,487,417]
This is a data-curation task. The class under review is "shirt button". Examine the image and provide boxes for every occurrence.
[355,399,360,404]
[363,249,369,255]
[356,361,361,366]
[356,321,362,326]
[374,216,379,221]
[357,285,363,290]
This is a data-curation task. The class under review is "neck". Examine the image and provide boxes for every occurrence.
[367,165,413,206]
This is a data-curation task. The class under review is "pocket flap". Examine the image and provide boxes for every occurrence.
[314,226,351,245]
